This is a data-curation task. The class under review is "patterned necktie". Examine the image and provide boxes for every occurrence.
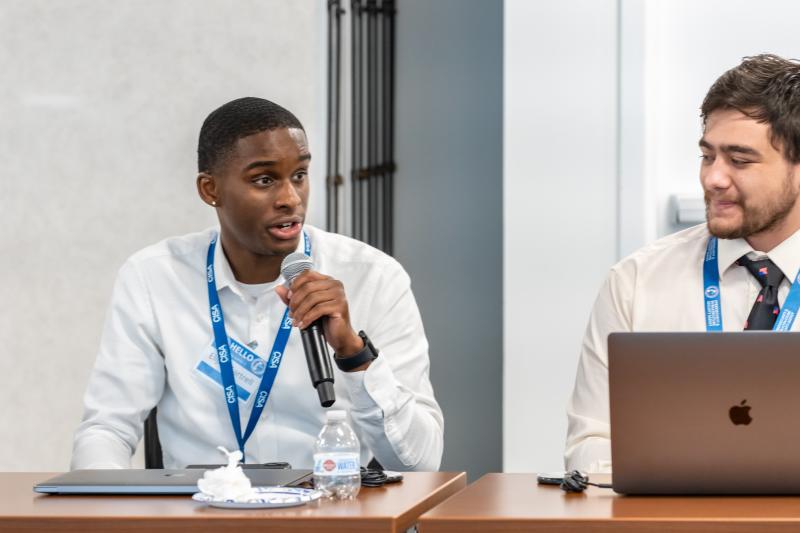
[737,255,785,330]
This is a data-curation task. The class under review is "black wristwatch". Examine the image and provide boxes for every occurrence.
[334,330,379,371]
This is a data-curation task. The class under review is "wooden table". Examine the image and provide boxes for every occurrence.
[419,473,800,532]
[1,471,466,533]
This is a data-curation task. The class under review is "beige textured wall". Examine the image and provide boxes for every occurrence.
[0,0,325,470]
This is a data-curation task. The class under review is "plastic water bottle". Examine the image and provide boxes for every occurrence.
[313,410,361,499]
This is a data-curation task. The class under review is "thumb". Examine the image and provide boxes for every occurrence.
[274,284,291,305]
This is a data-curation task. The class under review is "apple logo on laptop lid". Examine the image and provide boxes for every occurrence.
[729,399,753,425]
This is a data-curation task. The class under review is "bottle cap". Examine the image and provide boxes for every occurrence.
[326,410,347,422]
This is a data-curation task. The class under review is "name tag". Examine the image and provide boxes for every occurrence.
[195,337,268,403]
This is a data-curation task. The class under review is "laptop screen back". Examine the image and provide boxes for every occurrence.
[609,331,800,494]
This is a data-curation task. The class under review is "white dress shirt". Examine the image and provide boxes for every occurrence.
[566,224,800,473]
[72,225,443,471]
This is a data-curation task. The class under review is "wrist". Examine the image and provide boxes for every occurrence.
[335,330,364,358]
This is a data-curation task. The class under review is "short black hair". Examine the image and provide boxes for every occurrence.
[197,97,305,173]
[702,54,800,164]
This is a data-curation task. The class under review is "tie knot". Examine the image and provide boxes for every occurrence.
[738,255,784,288]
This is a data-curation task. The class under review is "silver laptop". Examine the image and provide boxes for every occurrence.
[34,468,312,494]
[609,331,800,495]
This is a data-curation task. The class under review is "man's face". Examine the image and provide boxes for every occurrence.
[212,127,310,257]
[701,108,800,240]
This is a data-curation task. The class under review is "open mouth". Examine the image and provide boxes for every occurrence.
[267,221,302,240]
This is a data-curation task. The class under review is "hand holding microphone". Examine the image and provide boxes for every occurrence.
[277,254,364,407]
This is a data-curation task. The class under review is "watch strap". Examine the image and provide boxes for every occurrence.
[334,331,379,371]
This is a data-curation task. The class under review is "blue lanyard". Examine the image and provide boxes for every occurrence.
[703,236,800,331]
[206,231,311,457]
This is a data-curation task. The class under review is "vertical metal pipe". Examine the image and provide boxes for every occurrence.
[380,0,388,253]
[351,0,361,240]
[360,0,367,241]
[326,0,334,231]
[376,0,385,252]
[385,0,395,254]
[333,0,343,233]
[366,0,375,246]
[344,0,395,248]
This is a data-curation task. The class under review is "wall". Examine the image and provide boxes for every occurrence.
[0,0,325,471]
[503,0,619,473]
[394,0,504,481]
[632,0,800,246]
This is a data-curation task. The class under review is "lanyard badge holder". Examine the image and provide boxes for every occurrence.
[206,231,311,458]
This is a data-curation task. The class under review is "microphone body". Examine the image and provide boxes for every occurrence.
[280,252,336,407]
[300,320,336,407]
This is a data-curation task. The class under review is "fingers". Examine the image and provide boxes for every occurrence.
[290,287,344,328]
[295,299,344,329]
[283,271,348,328]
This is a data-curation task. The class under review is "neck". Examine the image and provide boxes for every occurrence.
[746,214,800,253]
[219,233,285,284]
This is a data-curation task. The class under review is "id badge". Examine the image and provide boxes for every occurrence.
[195,337,268,403]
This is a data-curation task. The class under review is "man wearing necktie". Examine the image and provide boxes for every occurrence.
[566,54,800,473]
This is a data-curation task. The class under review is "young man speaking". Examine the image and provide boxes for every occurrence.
[71,97,443,471]
[567,54,800,473]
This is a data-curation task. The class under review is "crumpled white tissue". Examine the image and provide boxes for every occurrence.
[197,446,255,501]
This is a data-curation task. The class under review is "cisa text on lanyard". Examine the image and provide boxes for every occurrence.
[703,236,800,332]
[206,231,311,458]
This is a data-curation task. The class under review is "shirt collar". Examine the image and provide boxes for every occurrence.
[762,227,800,284]
[212,231,237,292]
[211,226,311,293]
[716,227,800,283]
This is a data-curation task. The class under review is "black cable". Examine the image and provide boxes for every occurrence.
[360,466,388,487]
[560,470,614,493]
[360,466,403,487]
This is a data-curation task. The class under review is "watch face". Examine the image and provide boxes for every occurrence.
[358,331,378,357]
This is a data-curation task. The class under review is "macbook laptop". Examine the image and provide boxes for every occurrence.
[609,331,800,495]
[34,468,312,494]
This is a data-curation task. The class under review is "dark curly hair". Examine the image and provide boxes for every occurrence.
[702,54,800,164]
[197,97,304,173]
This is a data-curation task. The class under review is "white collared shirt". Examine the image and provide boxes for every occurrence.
[566,224,800,473]
[71,225,443,471]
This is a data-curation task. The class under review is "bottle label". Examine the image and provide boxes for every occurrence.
[313,452,360,476]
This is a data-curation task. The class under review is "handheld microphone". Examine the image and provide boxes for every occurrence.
[280,253,336,407]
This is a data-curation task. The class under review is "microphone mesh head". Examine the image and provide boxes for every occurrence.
[280,252,313,284]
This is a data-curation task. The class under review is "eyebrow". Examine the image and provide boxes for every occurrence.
[698,139,761,157]
[243,153,312,171]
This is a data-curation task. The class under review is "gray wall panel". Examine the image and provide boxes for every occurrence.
[394,0,503,480]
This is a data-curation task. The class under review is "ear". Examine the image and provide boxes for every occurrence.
[197,172,220,207]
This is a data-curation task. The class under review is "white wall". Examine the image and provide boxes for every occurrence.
[503,0,619,473]
[634,0,800,246]
[0,0,325,471]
